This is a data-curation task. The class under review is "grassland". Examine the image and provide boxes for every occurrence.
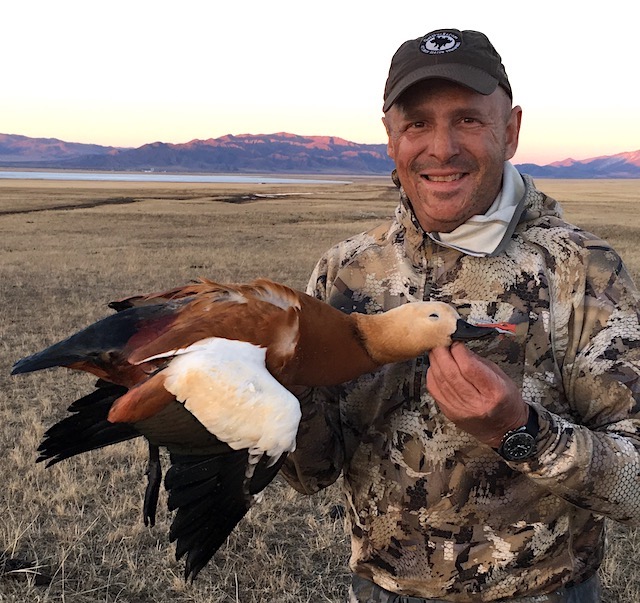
[0,176,639,602]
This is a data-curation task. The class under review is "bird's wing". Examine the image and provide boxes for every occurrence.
[13,278,310,580]
[124,289,301,372]
[165,450,287,581]
[111,337,302,456]
[136,400,287,581]
[107,278,225,311]
[37,389,288,578]
[37,381,140,466]
[35,380,162,525]
[12,278,305,388]
[108,277,301,312]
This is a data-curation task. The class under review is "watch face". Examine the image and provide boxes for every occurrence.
[502,433,536,461]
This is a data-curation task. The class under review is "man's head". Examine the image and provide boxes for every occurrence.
[382,29,522,233]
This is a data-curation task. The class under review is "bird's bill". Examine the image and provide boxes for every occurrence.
[452,319,516,340]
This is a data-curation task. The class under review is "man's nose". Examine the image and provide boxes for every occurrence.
[428,124,460,162]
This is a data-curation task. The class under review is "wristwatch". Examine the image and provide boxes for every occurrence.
[497,406,539,461]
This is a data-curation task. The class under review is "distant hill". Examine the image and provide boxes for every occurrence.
[1,132,638,178]
[0,132,392,175]
[0,133,118,163]
[515,149,640,179]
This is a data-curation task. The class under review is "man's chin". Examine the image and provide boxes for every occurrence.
[413,196,475,232]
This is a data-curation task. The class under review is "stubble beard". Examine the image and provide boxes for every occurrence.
[407,155,505,232]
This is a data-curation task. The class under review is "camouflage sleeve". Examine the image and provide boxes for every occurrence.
[526,240,640,525]
[279,386,345,494]
[279,253,346,495]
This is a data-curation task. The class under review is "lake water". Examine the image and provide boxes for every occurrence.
[0,170,351,185]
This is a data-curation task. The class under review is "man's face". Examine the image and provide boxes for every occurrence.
[383,80,522,233]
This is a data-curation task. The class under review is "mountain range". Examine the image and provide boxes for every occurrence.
[1,132,639,178]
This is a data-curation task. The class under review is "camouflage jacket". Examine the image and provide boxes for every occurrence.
[281,173,640,601]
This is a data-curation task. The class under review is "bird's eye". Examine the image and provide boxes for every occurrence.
[429,313,440,319]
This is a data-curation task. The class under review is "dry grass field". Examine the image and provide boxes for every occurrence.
[0,176,639,602]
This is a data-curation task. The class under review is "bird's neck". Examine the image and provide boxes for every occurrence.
[353,310,428,365]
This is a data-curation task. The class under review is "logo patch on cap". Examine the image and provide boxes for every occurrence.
[420,31,461,54]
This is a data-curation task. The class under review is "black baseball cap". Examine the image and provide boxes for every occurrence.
[383,29,512,112]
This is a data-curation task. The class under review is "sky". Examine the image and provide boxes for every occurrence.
[2,0,638,165]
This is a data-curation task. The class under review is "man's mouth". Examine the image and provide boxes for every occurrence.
[423,173,465,182]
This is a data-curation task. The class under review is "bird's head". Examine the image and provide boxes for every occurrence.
[360,301,513,364]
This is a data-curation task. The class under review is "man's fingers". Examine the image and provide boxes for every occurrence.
[427,344,528,446]
[427,346,481,405]
[448,342,504,392]
[428,345,476,386]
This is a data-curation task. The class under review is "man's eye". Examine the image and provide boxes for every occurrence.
[410,121,426,129]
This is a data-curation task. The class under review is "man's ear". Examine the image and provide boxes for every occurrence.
[381,115,395,160]
[504,105,522,161]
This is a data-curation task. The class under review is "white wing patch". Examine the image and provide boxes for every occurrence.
[157,337,301,463]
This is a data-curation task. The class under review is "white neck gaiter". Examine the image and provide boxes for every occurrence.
[427,162,526,257]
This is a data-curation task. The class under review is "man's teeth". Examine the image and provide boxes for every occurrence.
[425,173,463,182]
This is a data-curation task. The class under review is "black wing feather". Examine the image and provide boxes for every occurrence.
[37,382,140,466]
[35,381,163,526]
[165,450,287,581]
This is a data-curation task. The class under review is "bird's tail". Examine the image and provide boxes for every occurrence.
[11,303,178,381]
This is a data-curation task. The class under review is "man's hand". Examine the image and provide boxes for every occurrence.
[427,342,529,448]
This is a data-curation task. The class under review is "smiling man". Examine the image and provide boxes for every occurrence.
[282,29,640,602]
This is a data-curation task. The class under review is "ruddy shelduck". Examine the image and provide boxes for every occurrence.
[12,277,511,580]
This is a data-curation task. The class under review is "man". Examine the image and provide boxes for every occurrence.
[281,29,640,602]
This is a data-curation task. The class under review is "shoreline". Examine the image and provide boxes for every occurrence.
[0,168,358,185]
